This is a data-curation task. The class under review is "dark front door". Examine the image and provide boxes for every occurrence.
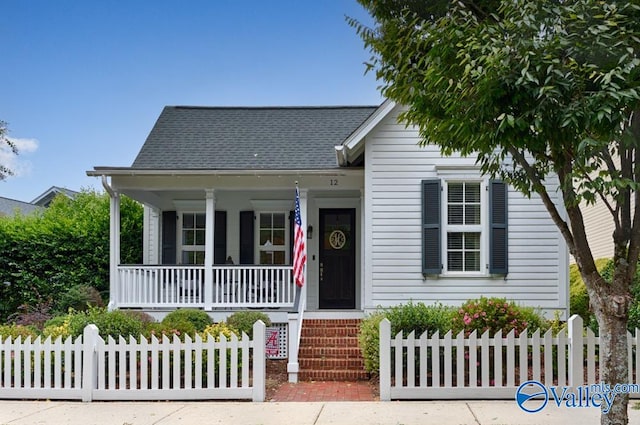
[319,209,356,309]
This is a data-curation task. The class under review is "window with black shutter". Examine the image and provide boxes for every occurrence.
[421,178,508,276]
[239,211,254,264]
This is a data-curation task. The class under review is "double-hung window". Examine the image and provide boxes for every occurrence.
[180,212,205,265]
[257,212,288,265]
[422,178,508,276]
[445,182,482,272]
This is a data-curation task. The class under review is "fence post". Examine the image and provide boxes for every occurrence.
[287,312,300,383]
[568,314,584,389]
[252,320,266,402]
[81,324,99,402]
[380,318,391,401]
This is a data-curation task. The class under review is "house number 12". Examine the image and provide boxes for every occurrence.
[330,179,338,186]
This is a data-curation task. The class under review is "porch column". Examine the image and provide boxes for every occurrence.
[204,189,216,310]
[360,188,367,310]
[109,190,121,311]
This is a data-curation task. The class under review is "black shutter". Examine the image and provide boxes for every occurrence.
[214,210,227,265]
[161,211,177,265]
[239,211,254,264]
[422,179,441,274]
[489,180,508,274]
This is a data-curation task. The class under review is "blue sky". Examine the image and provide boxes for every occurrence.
[0,1,382,202]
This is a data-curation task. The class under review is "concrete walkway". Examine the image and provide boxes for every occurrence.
[1,400,639,425]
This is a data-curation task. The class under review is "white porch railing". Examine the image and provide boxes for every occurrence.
[116,265,295,309]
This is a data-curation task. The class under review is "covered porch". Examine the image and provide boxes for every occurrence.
[96,171,364,315]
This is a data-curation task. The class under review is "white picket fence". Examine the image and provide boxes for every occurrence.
[0,321,266,402]
[380,315,640,400]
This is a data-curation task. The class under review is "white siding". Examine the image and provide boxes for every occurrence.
[577,155,620,262]
[364,105,568,316]
[580,199,614,261]
[143,205,160,265]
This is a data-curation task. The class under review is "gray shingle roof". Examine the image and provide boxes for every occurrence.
[31,186,79,206]
[131,106,378,170]
[0,196,40,217]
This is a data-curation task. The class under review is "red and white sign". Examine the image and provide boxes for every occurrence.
[265,328,279,356]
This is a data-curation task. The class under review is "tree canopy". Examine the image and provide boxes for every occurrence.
[351,1,640,423]
[0,120,17,181]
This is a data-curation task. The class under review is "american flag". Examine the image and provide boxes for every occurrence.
[293,186,306,287]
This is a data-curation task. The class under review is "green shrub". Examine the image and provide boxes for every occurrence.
[60,307,144,339]
[162,309,212,333]
[226,311,271,338]
[54,285,104,314]
[571,258,640,333]
[358,302,456,375]
[451,297,547,337]
[569,258,611,322]
[43,315,67,328]
[0,191,143,322]
[629,303,640,332]
[358,311,386,374]
[384,301,455,335]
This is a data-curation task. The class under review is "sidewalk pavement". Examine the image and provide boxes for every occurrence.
[1,400,639,425]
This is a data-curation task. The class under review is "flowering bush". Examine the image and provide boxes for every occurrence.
[0,324,38,340]
[451,297,548,337]
[201,322,239,341]
[42,316,72,340]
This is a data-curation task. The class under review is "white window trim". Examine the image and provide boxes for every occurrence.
[440,178,489,277]
[178,211,206,265]
[255,211,290,265]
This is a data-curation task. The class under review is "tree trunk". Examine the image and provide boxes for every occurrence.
[590,277,630,425]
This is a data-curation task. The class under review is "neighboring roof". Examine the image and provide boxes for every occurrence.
[0,196,40,217]
[131,106,379,170]
[31,186,79,207]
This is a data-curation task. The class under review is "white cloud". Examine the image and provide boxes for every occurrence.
[1,137,39,177]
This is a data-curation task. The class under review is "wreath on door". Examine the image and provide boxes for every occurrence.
[329,230,346,250]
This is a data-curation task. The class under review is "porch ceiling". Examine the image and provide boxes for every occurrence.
[98,169,364,209]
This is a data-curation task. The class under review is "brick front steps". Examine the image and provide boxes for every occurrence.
[298,319,370,381]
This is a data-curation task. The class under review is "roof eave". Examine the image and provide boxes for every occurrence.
[87,167,363,177]
[334,99,397,166]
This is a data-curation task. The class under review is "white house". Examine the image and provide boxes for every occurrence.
[88,100,569,381]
